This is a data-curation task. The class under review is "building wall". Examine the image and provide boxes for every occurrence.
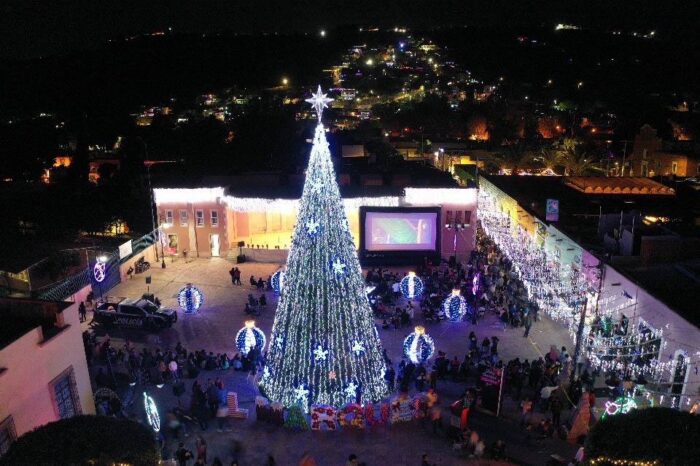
[159,200,229,258]
[598,265,699,407]
[0,301,95,440]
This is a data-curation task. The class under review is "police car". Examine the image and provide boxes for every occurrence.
[94,298,177,331]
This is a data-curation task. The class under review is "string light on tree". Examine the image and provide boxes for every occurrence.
[400,271,424,300]
[177,283,204,314]
[271,269,285,294]
[235,320,267,356]
[443,289,468,321]
[403,326,435,364]
[260,86,389,409]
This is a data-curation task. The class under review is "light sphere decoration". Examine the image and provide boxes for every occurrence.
[271,269,285,294]
[443,289,468,321]
[177,283,204,314]
[403,326,435,364]
[235,320,267,356]
[400,271,424,300]
[93,261,106,283]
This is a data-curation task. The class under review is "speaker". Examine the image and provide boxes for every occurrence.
[237,241,246,247]
[236,254,246,264]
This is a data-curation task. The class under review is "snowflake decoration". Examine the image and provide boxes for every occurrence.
[351,341,365,355]
[263,366,271,379]
[294,385,309,402]
[328,370,337,380]
[345,382,358,399]
[305,219,320,236]
[331,258,347,276]
[305,85,334,120]
[309,179,324,193]
[313,345,329,362]
[275,336,284,349]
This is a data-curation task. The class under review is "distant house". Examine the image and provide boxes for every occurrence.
[629,125,699,177]
[341,145,366,158]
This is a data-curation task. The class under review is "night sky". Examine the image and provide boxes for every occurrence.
[2,0,698,60]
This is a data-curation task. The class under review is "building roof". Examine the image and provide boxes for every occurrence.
[481,174,686,249]
[618,259,700,327]
[0,298,71,350]
[564,177,675,195]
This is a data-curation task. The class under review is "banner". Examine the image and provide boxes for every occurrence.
[480,367,504,415]
[545,199,559,222]
[118,240,133,260]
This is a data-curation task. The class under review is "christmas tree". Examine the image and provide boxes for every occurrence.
[284,404,309,430]
[260,86,389,409]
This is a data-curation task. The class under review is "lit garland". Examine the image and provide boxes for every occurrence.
[143,392,160,432]
[589,458,659,466]
[235,320,267,356]
[177,283,204,314]
[443,289,468,321]
[271,269,285,294]
[260,88,389,409]
[403,326,435,364]
[400,271,424,300]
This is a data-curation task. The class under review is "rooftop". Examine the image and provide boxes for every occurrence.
[619,259,700,327]
[481,175,687,248]
[0,298,71,350]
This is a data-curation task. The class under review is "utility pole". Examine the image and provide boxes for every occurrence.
[620,140,628,177]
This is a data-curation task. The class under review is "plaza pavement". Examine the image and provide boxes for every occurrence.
[85,257,577,465]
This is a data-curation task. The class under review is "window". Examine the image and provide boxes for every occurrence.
[211,210,219,227]
[671,161,678,175]
[165,210,173,225]
[179,210,188,227]
[0,416,16,457]
[195,209,204,227]
[50,368,81,420]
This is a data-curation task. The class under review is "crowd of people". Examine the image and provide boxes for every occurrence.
[82,222,592,465]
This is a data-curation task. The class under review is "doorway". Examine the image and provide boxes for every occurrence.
[210,234,220,257]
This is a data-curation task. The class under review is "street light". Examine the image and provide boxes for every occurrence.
[445,218,469,261]
[282,77,289,86]
[144,159,177,268]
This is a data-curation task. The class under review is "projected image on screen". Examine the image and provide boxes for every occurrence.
[365,212,438,251]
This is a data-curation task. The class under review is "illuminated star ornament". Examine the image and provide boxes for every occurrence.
[305,219,320,236]
[351,341,365,355]
[309,179,324,193]
[275,336,284,348]
[313,345,329,362]
[305,85,334,120]
[294,385,310,402]
[345,382,358,399]
[331,258,347,276]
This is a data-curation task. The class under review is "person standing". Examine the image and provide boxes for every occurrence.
[78,301,87,322]
[195,436,207,464]
[523,312,533,338]
[175,442,193,466]
[229,267,236,286]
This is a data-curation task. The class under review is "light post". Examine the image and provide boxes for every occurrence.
[144,159,177,268]
[445,218,469,262]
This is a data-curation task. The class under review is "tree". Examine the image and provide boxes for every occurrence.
[260,88,389,409]
[585,408,700,465]
[557,138,601,176]
[534,146,564,175]
[0,415,158,466]
[491,140,534,175]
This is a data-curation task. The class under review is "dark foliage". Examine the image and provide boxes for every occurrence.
[0,415,158,466]
[584,407,700,465]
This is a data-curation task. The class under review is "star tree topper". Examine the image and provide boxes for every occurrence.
[305,85,334,120]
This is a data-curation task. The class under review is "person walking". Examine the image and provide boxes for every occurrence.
[523,312,533,338]
[195,436,207,464]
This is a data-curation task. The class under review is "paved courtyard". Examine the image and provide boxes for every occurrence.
[86,256,577,465]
